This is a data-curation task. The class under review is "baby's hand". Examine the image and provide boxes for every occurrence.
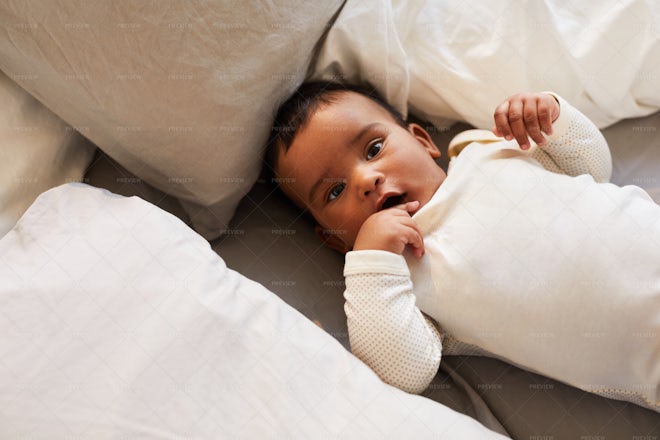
[493,93,560,150]
[353,201,425,258]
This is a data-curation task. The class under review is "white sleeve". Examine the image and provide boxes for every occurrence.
[531,93,613,182]
[343,250,442,394]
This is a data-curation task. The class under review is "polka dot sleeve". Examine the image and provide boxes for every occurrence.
[343,250,442,394]
[531,93,613,182]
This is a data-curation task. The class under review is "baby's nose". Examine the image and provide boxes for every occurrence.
[363,177,381,196]
[354,164,384,197]
[357,170,383,195]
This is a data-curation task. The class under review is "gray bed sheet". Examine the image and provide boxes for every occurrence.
[85,112,660,438]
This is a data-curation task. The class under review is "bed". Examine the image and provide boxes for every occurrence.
[1,1,659,438]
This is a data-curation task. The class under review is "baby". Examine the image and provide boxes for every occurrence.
[267,81,660,411]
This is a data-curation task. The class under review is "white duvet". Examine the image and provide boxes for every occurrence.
[312,0,660,129]
[0,184,506,439]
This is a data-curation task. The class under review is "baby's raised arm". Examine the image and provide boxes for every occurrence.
[493,92,612,182]
[492,92,560,150]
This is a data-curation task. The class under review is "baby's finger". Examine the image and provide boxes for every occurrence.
[404,225,425,258]
[390,200,421,215]
[405,200,420,215]
[398,215,425,258]
[493,101,513,140]
[523,98,545,147]
[507,100,530,150]
[537,96,554,137]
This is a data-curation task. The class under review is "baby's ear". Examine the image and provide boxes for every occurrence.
[408,123,441,159]
[314,225,350,254]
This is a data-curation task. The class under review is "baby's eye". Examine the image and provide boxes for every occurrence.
[327,183,345,202]
[366,141,383,160]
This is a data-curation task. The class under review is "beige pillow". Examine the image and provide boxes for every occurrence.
[0,1,343,239]
[0,70,95,238]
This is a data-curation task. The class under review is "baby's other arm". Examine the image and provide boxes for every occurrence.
[345,202,442,393]
[344,251,442,394]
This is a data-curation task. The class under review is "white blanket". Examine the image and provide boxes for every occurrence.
[312,0,660,129]
[0,183,507,439]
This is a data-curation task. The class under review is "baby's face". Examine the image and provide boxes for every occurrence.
[275,92,446,250]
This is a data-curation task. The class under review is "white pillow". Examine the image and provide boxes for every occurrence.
[0,70,94,238]
[0,1,343,239]
[0,183,507,439]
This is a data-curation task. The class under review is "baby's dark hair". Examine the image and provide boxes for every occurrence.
[265,81,407,177]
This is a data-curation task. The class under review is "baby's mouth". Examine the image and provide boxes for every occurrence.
[379,193,406,211]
